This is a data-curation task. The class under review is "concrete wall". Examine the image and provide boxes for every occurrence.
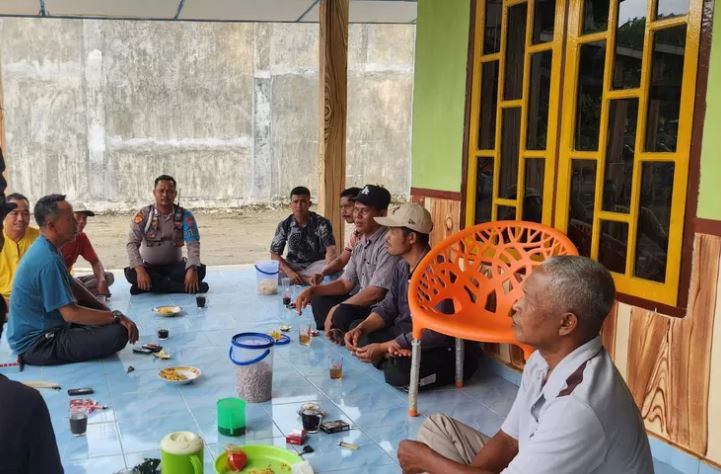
[0,18,414,211]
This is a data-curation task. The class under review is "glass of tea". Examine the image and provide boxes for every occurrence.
[329,357,343,380]
[298,325,312,346]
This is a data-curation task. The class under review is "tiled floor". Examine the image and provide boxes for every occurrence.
[0,267,687,473]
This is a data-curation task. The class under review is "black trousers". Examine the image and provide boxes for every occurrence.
[352,322,478,390]
[310,294,376,331]
[124,262,207,294]
[21,323,129,366]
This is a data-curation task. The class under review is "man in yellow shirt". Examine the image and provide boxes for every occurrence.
[0,193,39,300]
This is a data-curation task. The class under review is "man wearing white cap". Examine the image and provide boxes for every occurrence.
[61,204,114,297]
[343,202,476,389]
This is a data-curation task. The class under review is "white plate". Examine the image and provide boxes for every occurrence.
[152,305,182,317]
[158,366,201,385]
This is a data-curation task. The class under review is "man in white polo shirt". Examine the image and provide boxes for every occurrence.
[397,256,653,474]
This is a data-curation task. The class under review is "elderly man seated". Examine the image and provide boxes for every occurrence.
[343,202,476,389]
[7,194,138,366]
[270,186,337,285]
[397,256,653,474]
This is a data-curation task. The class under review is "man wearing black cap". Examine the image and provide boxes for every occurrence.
[61,204,115,297]
[295,185,400,341]
[0,194,64,473]
[343,203,476,389]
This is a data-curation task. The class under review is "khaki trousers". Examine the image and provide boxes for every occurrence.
[417,413,490,465]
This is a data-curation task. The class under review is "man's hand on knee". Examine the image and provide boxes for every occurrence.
[184,266,199,293]
[135,266,151,291]
[397,439,437,473]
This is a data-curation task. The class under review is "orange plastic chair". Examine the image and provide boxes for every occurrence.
[407,220,578,416]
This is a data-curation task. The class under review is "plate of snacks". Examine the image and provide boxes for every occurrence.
[214,444,303,473]
[153,305,182,317]
[158,366,201,385]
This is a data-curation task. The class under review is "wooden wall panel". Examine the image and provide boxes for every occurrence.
[422,196,462,247]
[626,234,721,456]
[707,250,721,464]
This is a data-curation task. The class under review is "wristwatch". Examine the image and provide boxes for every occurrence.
[111,310,124,323]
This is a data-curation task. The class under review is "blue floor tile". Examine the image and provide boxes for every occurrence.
[0,267,694,472]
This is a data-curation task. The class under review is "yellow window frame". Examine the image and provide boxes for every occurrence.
[464,0,704,308]
[464,0,566,227]
[556,0,703,307]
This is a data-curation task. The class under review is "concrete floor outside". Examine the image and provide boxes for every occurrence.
[73,207,354,272]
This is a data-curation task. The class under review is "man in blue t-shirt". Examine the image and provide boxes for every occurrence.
[0,191,63,473]
[7,194,139,365]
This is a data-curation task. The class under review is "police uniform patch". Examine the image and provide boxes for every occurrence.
[133,212,144,224]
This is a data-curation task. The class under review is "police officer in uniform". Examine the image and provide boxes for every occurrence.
[124,175,209,294]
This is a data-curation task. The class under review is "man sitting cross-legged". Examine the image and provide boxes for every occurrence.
[125,174,208,294]
[397,256,653,474]
[343,202,477,389]
[0,195,63,473]
[270,186,337,286]
[7,194,138,366]
[295,184,399,340]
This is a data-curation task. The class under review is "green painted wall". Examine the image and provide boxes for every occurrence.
[698,5,721,220]
[410,0,471,192]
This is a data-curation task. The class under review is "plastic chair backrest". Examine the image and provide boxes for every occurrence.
[411,221,578,325]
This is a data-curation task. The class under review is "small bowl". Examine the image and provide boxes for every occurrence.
[158,366,201,385]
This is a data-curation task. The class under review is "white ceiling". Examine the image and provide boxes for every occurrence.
[0,0,417,23]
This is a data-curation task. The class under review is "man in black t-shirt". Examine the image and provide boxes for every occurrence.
[270,186,337,285]
[0,195,64,474]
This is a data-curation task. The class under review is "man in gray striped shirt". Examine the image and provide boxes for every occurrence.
[295,185,398,341]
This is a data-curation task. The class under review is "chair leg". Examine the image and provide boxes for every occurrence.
[408,339,421,417]
[455,338,465,388]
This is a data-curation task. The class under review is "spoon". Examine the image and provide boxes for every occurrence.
[299,445,314,457]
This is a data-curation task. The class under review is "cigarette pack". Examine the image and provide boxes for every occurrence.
[320,420,350,434]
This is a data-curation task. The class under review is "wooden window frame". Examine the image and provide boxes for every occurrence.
[461,0,712,315]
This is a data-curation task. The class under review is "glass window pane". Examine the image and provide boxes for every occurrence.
[645,26,686,152]
[475,158,494,224]
[634,162,673,282]
[575,41,606,151]
[523,158,544,222]
[532,0,556,44]
[582,0,610,34]
[498,205,517,220]
[504,4,527,101]
[484,0,503,55]
[478,61,499,150]
[656,0,688,19]
[527,51,552,150]
[599,221,628,274]
[613,0,646,89]
[499,108,522,199]
[602,99,638,211]
[568,160,596,257]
